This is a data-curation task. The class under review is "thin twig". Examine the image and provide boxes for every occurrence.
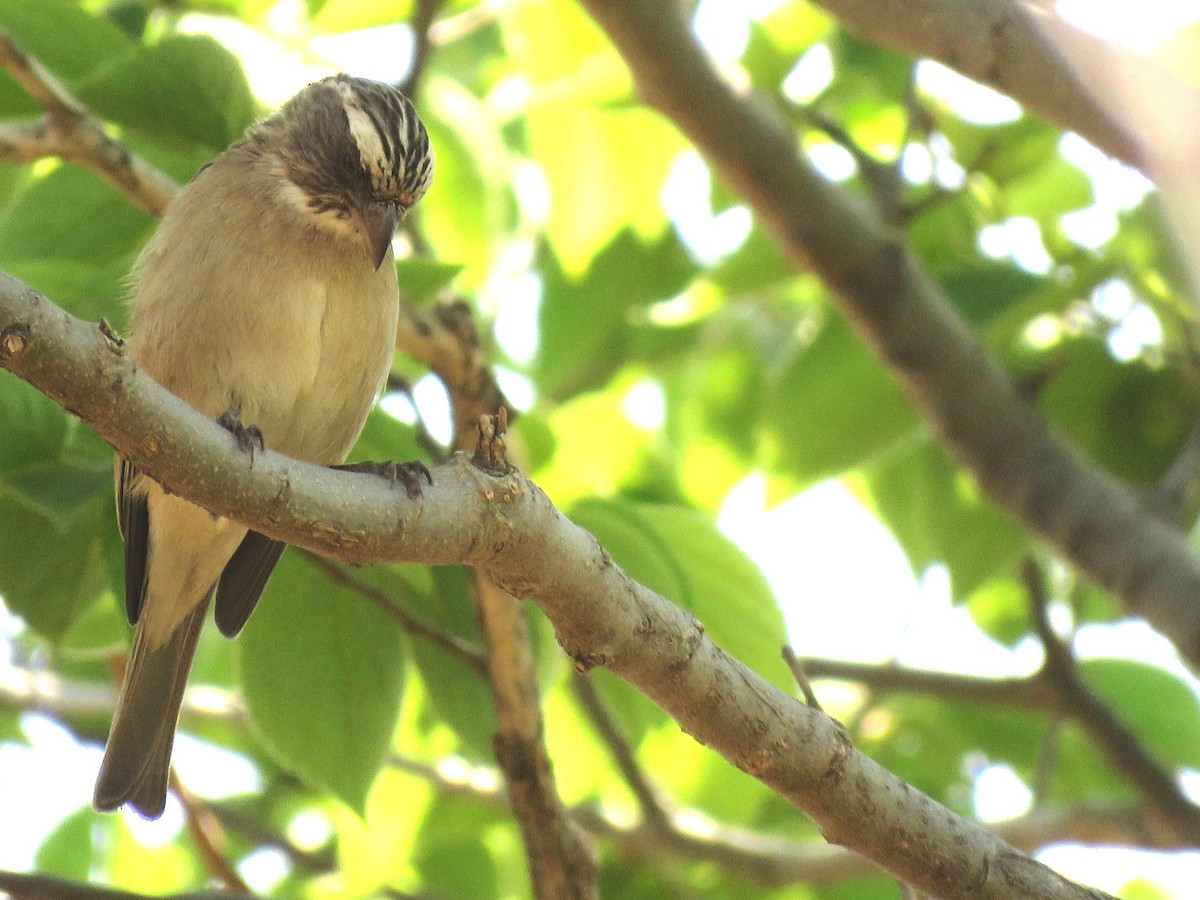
[571,671,674,832]
[301,550,489,679]
[1021,558,1200,845]
[428,0,509,46]
[168,772,252,894]
[798,656,1055,711]
[387,750,1188,887]
[207,801,336,876]
[782,645,825,711]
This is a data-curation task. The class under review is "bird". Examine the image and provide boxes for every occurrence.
[93,74,434,819]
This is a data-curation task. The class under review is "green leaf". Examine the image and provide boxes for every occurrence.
[570,498,689,605]
[823,32,911,113]
[860,695,1044,801]
[0,377,70,472]
[1040,337,1200,485]
[504,0,680,268]
[395,258,465,303]
[1002,156,1093,222]
[908,192,987,277]
[102,1,150,40]
[4,460,112,524]
[57,587,128,655]
[0,375,112,524]
[0,166,154,267]
[1080,658,1200,769]
[1,257,132,325]
[238,554,407,813]
[0,0,131,117]
[940,262,1047,329]
[938,117,1060,183]
[418,72,520,282]
[864,442,1028,597]
[345,406,425,467]
[635,504,790,687]
[537,229,698,400]
[765,312,922,484]
[707,225,792,295]
[964,577,1029,647]
[76,34,255,152]
[571,499,791,690]
[742,23,796,93]
[413,798,503,899]
[35,806,97,879]
[406,566,497,761]
[0,495,116,639]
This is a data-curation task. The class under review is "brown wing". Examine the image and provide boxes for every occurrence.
[214,530,287,637]
[116,459,149,625]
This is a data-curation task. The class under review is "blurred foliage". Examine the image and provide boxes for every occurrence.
[0,0,1196,897]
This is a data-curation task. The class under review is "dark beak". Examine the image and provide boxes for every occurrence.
[352,200,402,270]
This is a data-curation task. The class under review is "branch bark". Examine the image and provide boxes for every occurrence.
[806,0,1193,178]
[0,275,1115,898]
[574,0,1200,674]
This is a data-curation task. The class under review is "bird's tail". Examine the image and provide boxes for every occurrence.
[93,590,212,819]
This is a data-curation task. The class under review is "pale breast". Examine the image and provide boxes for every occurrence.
[128,154,400,467]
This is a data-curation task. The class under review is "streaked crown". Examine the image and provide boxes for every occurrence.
[248,74,433,223]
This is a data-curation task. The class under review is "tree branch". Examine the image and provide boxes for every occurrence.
[800,657,1056,710]
[571,672,675,833]
[1022,559,1200,845]
[168,772,251,895]
[473,569,600,899]
[300,550,490,678]
[574,0,1200,675]
[0,31,178,217]
[0,276,1116,898]
[397,0,445,98]
[807,0,1175,177]
[391,750,1193,886]
[395,298,513,446]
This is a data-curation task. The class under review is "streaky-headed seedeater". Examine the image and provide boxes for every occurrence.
[94,74,434,819]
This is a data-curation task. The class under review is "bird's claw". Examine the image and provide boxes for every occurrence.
[217,408,265,461]
[335,459,432,499]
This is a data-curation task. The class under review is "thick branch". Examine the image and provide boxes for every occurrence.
[0,278,1115,898]
[575,0,1200,674]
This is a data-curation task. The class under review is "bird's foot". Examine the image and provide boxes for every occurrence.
[217,407,265,461]
[335,460,432,499]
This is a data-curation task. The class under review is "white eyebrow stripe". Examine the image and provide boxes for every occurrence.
[344,103,388,173]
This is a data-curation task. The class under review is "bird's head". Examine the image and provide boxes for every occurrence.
[255,74,434,270]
